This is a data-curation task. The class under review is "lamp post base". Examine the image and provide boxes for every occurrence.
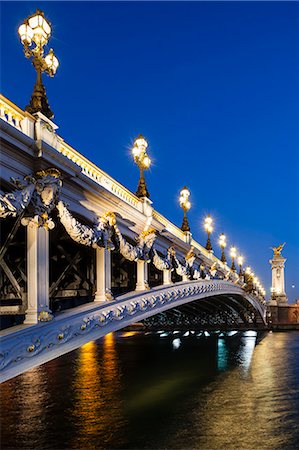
[26,81,53,119]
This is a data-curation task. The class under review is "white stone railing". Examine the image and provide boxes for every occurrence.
[58,139,141,209]
[0,95,27,130]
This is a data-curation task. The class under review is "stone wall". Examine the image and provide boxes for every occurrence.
[269,302,299,329]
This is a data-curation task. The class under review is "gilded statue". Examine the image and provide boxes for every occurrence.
[271,243,286,256]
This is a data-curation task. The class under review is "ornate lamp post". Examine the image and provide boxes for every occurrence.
[204,215,213,252]
[237,255,244,276]
[18,9,59,119]
[132,135,151,198]
[179,187,191,232]
[230,246,237,271]
[219,233,227,263]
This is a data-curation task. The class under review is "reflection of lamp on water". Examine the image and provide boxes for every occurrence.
[239,334,257,372]
[217,339,229,371]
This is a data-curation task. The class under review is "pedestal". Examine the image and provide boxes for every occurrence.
[135,260,149,291]
[95,248,113,302]
[25,226,52,324]
[269,254,287,304]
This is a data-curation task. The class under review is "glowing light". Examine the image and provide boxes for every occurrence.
[134,135,148,150]
[180,187,190,198]
[27,11,51,46]
[44,49,59,75]
[172,338,181,350]
[179,186,191,211]
[18,23,34,44]
[230,246,237,258]
[143,155,151,169]
[219,233,227,248]
[238,255,244,266]
[160,332,169,337]
[204,215,213,233]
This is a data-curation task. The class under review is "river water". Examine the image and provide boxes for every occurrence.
[1,331,299,450]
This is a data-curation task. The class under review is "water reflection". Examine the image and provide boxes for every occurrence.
[217,338,229,371]
[70,334,126,449]
[1,332,299,450]
[167,333,299,450]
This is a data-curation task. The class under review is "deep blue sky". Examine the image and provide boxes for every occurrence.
[1,1,299,301]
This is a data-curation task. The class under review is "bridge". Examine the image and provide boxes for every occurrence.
[0,93,267,382]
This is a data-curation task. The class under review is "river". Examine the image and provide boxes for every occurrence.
[1,331,299,449]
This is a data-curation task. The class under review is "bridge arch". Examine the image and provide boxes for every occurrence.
[0,280,266,382]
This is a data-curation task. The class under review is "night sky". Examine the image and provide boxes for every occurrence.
[1,1,299,301]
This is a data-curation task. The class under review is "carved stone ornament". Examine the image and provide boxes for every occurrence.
[152,248,172,271]
[0,168,62,230]
[113,224,156,262]
[38,310,53,322]
[57,202,116,250]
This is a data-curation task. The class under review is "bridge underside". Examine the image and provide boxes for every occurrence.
[142,293,264,331]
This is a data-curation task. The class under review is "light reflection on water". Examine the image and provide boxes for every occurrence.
[1,331,299,449]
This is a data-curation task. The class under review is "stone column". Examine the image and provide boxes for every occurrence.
[25,226,51,324]
[163,269,172,286]
[95,248,113,302]
[135,260,149,291]
[269,252,287,304]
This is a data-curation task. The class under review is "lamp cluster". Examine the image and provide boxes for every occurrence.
[18,9,59,119]
[132,135,151,198]
[179,187,191,232]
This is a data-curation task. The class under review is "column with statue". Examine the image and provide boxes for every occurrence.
[269,243,287,305]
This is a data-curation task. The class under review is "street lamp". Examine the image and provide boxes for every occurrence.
[237,255,244,276]
[219,233,227,263]
[230,246,237,271]
[204,215,213,252]
[179,187,191,232]
[18,9,59,119]
[132,134,151,198]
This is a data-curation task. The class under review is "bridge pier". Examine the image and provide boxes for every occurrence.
[135,260,149,291]
[24,226,52,323]
[95,247,113,302]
